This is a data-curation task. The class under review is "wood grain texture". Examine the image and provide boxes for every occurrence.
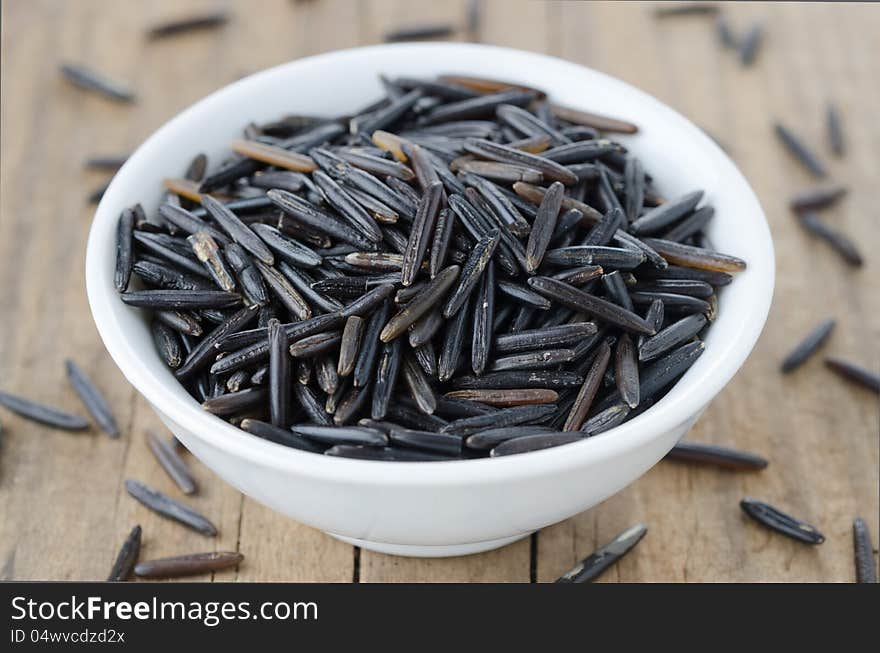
[0,0,876,583]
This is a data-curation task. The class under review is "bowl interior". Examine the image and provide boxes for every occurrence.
[86,43,774,482]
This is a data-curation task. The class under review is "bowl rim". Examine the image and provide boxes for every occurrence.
[85,42,775,485]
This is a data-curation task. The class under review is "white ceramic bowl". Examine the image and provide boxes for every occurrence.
[86,43,774,557]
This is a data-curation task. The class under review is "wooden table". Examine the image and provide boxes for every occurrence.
[1,0,877,583]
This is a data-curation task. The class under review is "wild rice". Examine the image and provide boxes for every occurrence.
[114,72,745,461]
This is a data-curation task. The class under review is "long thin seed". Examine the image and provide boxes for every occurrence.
[402,351,437,414]
[663,206,714,242]
[526,181,565,272]
[355,299,392,387]
[86,154,128,170]
[107,525,142,582]
[313,170,383,242]
[65,360,118,437]
[528,276,655,335]
[446,389,558,406]
[471,261,495,375]
[465,426,555,450]
[564,341,611,431]
[796,212,863,267]
[381,266,460,342]
[353,88,422,135]
[120,289,240,310]
[555,524,647,583]
[269,189,378,250]
[289,331,342,358]
[409,307,444,348]
[774,123,827,178]
[827,103,845,156]
[325,444,454,462]
[402,181,444,286]
[154,310,202,336]
[642,237,746,272]
[629,190,703,235]
[372,339,403,420]
[548,103,637,134]
[338,315,365,377]
[293,384,332,426]
[114,208,135,291]
[201,387,267,416]
[340,283,396,318]
[291,424,388,447]
[230,138,316,173]
[240,418,324,452]
[421,89,536,125]
[438,298,470,382]
[175,304,259,378]
[615,334,640,409]
[201,194,274,264]
[429,207,454,278]
[740,497,825,544]
[738,24,763,66]
[278,261,342,313]
[824,358,880,394]
[254,260,312,320]
[623,157,644,223]
[387,426,462,455]
[495,323,597,354]
[490,431,583,457]
[463,139,578,185]
[135,552,243,579]
[780,318,835,373]
[267,319,290,426]
[789,185,847,212]
[152,321,183,368]
[441,404,556,435]
[124,479,217,536]
[250,223,322,268]
[147,10,228,38]
[188,231,236,292]
[335,149,415,180]
[443,232,498,318]
[158,203,229,243]
[639,313,707,362]
[60,63,135,102]
[545,244,645,269]
[491,348,576,372]
[852,518,877,583]
[665,442,768,471]
[146,429,197,494]
[580,402,631,435]
[163,177,203,202]
[0,390,89,431]
[497,281,551,309]
[132,231,211,279]
[453,371,583,390]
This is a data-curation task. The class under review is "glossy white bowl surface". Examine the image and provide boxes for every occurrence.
[86,43,774,557]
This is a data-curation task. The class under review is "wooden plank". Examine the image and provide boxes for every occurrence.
[538,1,879,583]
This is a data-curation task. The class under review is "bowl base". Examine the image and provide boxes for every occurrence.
[327,531,532,558]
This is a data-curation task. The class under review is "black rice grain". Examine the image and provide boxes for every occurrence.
[107,525,141,582]
[146,429,197,494]
[65,360,119,437]
[740,497,825,544]
[555,523,647,583]
[124,479,217,536]
[135,552,243,579]
[0,390,89,431]
[780,318,835,373]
